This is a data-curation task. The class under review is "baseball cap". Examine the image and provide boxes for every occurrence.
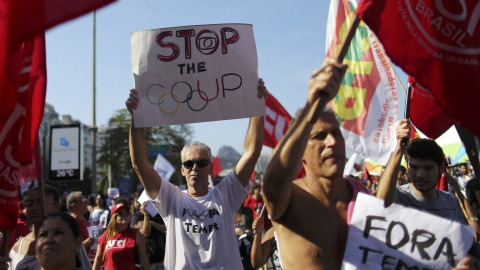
[111,203,130,217]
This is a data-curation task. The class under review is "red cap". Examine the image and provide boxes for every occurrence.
[111,203,130,217]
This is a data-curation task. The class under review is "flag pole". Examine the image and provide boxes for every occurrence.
[310,15,361,123]
[401,84,413,146]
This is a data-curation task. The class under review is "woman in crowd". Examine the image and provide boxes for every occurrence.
[235,200,254,270]
[8,185,61,270]
[92,203,149,270]
[89,194,110,227]
[251,212,282,270]
[36,212,83,270]
[84,195,96,221]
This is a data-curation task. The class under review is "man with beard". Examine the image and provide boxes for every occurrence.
[377,119,464,223]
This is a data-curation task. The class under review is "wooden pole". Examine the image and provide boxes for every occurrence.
[310,15,361,123]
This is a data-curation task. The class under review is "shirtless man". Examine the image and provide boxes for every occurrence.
[262,58,370,269]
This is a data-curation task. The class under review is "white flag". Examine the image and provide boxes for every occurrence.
[154,154,175,181]
[326,0,398,166]
[344,153,358,177]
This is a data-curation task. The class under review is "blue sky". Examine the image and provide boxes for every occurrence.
[45,0,409,156]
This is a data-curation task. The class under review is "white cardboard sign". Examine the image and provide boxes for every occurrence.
[343,193,474,269]
[131,23,264,127]
[138,190,159,217]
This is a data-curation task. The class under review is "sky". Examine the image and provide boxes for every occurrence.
[44,0,414,157]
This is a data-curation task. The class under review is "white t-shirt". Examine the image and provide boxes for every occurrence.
[456,175,472,198]
[149,171,249,270]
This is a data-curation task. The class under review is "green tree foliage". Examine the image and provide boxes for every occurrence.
[97,109,193,194]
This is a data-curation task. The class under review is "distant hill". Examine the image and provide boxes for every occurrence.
[217,146,241,170]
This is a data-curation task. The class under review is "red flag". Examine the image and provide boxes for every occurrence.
[0,0,115,231]
[0,35,46,231]
[18,134,43,185]
[410,123,420,140]
[437,173,449,192]
[408,76,456,139]
[211,156,222,179]
[355,0,480,138]
[264,94,304,178]
[264,94,292,149]
[0,0,116,119]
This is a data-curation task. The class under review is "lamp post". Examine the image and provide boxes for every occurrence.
[91,10,97,194]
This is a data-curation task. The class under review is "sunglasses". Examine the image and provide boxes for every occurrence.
[116,211,130,218]
[182,159,210,169]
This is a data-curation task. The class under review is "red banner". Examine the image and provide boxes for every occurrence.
[408,76,456,139]
[0,0,116,230]
[0,35,46,230]
[356,0,480,138]
[0,0,116,119]
[264,94,292,149]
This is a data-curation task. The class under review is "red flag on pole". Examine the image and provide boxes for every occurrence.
[0,34,46,231]
[0,0,117,119]
[0,0,116,231]
[408,76,456,139]
[263,94,305,179]
[410,123,420,140]
[211,156,222,179]
[264,94,292,149]
[355,0,480,138]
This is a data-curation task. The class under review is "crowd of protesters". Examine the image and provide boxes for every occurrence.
[1,61,480,270]
[0,184,167,270]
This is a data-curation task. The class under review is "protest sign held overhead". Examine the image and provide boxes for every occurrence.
[326,0,398,166]
[355,0,480,138]
[343,193,474,270]
[131,23,264,127]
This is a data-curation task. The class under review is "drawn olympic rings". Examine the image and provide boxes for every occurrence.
[146,80,222,114]
[187,209,210,221]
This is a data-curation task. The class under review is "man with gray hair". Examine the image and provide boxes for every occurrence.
[126,79,267,269]
[262,58,372,269]
[66,191,95,253]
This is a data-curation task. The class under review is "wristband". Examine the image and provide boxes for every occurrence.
[469,217,478,221]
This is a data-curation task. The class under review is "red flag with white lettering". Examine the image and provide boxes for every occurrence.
[0,0,116,231]
[408,76,456,139]
[355,0,480,138]
[264,94,292,149]
[0,34,46,231]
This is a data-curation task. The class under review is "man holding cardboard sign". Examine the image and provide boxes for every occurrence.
[377,119,478,269]
[127,79,267,269]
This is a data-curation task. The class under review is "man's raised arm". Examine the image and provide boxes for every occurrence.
[262,58,347,221]
[235,79,268,187]
[127,89,162,199]
[376,119,410,207]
